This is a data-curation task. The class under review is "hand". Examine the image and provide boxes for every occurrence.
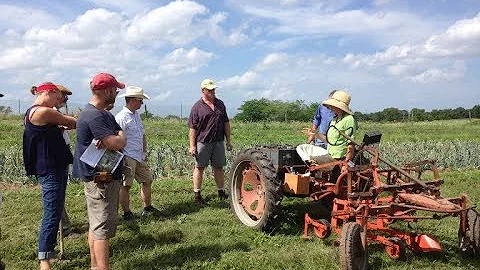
[226,141,233,151]
[189,146,197,157]
[143,152,149,162]
[302,128,316,136]
[95,139,105,149]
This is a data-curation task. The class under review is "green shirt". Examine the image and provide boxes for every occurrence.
[327,114,356,159]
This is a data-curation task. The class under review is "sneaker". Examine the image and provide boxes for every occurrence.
[123,211,134,221]
[194,192,205,206]
[218,189,229,200]
[141,205,160,217]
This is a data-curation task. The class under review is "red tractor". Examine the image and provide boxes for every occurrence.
[229,131,479,269]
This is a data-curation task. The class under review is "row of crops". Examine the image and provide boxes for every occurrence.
[1,140,479,183]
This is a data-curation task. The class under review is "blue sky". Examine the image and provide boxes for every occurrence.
[0,0,478,116]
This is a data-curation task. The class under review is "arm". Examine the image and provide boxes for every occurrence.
[31,107,76,129]
[101,130,126,151]
[224,121,232,151]
[306,123,319,144]
[189,128,197,156]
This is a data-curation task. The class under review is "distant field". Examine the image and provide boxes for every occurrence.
[1,118,480,182]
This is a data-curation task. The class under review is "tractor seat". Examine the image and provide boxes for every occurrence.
[296,144,336,167]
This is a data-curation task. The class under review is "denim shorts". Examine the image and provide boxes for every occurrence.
[195,141,226,168]
[37,168,68,260]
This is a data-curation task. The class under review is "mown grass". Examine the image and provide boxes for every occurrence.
[1,170,480,270]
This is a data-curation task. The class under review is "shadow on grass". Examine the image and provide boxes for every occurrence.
[118,242,250,269]
[274,198,332,236]
[160,195,230,220]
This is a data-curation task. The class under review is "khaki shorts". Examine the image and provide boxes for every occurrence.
[195,141,226,168]
[84,180,120,240]
[122,156,153,187]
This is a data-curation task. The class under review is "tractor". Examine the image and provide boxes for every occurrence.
[229,131,480,269]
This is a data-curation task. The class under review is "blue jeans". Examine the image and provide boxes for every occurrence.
[37,168,68,260]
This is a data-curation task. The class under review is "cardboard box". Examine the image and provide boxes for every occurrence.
[283,173,310,195]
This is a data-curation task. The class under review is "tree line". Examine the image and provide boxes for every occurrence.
[234,98,480,122]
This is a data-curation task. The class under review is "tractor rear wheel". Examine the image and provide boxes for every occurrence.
[339,222,368,270]
[229,148,282,231]
[458,209,480,256]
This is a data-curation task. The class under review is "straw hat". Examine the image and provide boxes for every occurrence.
[322,90,353,115]
[117,86,150,99]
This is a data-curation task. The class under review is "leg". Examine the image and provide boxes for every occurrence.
[88,231,97,268]
[212,167,225,189]
[140,182,152,208]
[193,166,205,191]
[120,157,136,217]
[84,180,120,270]
[38,169,67,267]
[211,141,228,199]
[93,239,110,270]
[119,185,131,213]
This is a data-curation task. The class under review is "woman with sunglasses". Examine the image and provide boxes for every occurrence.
[23,82,76,270]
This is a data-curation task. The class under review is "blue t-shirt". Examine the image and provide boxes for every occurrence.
[72,104,123,181]
[312,105,335,147]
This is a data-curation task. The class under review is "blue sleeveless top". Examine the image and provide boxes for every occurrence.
[23,105,73,176]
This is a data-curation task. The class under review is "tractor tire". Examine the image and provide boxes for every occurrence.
[458,209,480,256]
[339,222,368,270]
[229,148,282,231]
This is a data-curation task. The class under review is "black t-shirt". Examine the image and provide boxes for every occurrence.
[188,98,229,143]
[72,104,123,181]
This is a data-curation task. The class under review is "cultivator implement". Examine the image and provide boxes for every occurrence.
[230,131,479,270]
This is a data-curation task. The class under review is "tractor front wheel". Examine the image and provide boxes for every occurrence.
[229,149,282,231]
[339,222,368,270]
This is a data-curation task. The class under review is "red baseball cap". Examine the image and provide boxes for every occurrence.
[37,82,59,93]
[90,73,125,90]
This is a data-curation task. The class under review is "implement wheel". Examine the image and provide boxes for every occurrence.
[384,237,406,260]
[339,222,368,270]
[458,209,480,256]
[229,149,282,231]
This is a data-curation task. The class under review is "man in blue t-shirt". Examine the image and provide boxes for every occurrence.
[306,90,336,148]
[72,73,126,270]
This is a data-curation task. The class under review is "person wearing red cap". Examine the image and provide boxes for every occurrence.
[22,82,77,270]
[72,73,126,270]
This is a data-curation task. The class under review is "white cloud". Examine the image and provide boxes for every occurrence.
[373,0,395,6]
[256,53,289,70]
[161,47,215,75]
[152,90,172,101]
[221,71,258,88]
[125,0,248,47]
[0,4,60,31]
[126,0,207,46]
[342,13,480,82]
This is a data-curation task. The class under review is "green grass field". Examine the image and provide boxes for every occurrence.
[0,118,480,269]
[1,171,480,270]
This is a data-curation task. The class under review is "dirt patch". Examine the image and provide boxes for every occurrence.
[0,182,39,190]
